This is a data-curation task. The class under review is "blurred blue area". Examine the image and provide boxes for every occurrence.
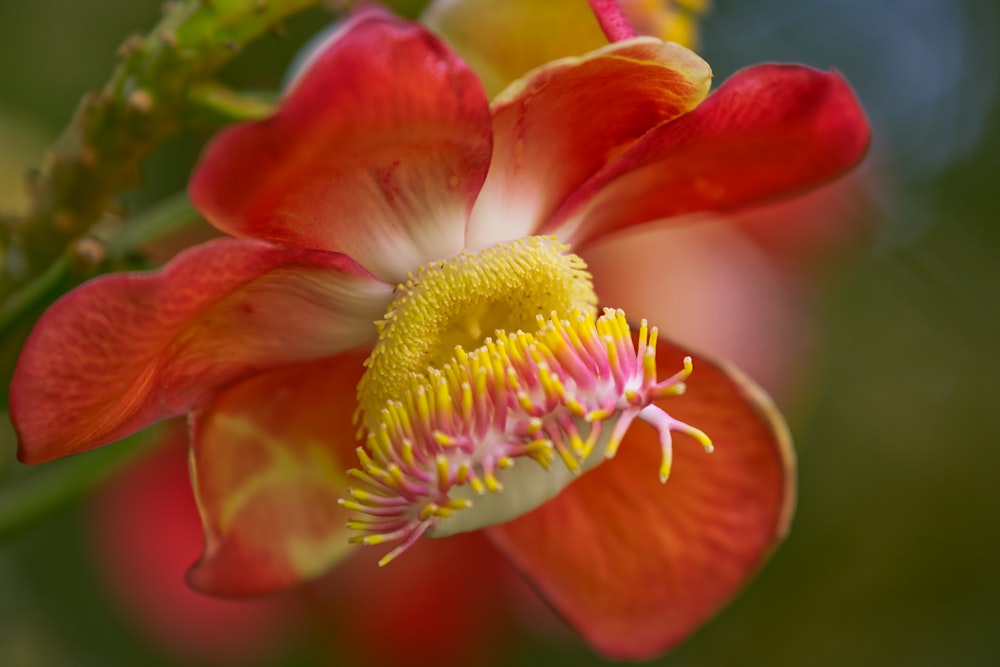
[0,0,998,665]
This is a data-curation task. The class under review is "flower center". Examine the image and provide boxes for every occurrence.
[346,238,713,566]
[356,236,597,429]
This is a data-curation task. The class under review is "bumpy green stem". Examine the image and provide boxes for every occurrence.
[1,0,320,296]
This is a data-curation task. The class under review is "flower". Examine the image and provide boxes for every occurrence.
[10,7,869,659]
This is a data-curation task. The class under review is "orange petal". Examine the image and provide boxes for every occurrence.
[550,64,871,246]
[190,8,492,283]
[467,38,711,248]
[188,351,369,595]
[486,338,794,659]
[11,238,391,463]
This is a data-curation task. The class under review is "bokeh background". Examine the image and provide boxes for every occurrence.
[1,0,998,665]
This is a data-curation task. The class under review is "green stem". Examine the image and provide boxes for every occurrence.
[0,256,71,336]
[1,0,322,295]
[103,191,200,258]
[187,82,278,125]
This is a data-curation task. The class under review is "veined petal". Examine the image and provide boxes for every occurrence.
[188,351,369,596]
[466,38,711,248]
[190,8,492,283]
[547,64,871,247]
[486,339,794,659]
[11,239,391,463]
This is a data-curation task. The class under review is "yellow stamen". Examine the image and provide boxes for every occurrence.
[357,237,597,428]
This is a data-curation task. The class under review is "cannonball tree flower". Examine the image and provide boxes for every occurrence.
[10,6,869,659]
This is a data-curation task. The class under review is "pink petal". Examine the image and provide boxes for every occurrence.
[188,351,369,595]
[11,238,391,463]
[486,339,795,659]
[466,38,711,247]
[190,8,493,283]
[584,221,807,397]
[729,169,874,270]
[548,65,871,247]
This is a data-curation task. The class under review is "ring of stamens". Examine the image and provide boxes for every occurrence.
[342,307,714,566]
[356,236,596,429]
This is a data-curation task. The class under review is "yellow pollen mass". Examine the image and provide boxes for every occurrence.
[356,236,597,429]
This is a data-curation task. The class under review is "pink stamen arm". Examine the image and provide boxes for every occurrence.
[587,0,638,41]
[342,308,713,565]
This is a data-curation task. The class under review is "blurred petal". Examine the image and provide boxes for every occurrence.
[487,339,794,659]
[729,169,875,270]
[190,8,492,283]
[316,532,519,667]
[423,0,610,97]
[585,221,807,397]
[188,351,368,595]
[548,65,871,246]
[467,38,711,247]
[11,239,390,463]
[89,428,297,663]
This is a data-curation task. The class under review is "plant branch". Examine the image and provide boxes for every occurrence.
[0,0,321,296]
[0,191,200,338]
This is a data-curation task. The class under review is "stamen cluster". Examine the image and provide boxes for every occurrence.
[356,236,596,426]
[341,308,713,566]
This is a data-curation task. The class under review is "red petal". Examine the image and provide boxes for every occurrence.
[88,426,298,663]
[190,9,492,283]
[486,339,795,659]
[466,38,711,247]
[548,65,871,246]
[188,351,368,595]
[11,238,390,463]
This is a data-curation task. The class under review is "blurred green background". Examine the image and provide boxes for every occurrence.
[1,0,997,665]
